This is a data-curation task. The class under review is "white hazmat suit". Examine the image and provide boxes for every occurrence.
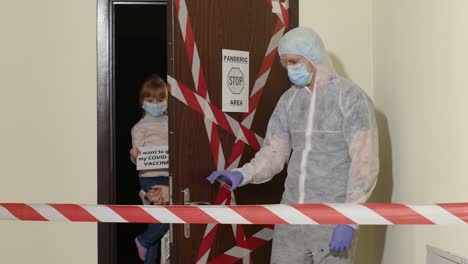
[233,27,379,263]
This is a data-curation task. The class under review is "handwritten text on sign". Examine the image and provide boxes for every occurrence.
[136,146,169,170]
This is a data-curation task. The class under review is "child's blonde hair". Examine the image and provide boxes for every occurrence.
[139,74,168,104]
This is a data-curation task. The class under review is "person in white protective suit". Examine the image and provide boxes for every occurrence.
[207,27,379,264]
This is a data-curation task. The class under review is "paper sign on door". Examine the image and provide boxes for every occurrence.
[222,49,249,113]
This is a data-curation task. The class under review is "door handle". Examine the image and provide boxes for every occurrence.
[182,187,211,239]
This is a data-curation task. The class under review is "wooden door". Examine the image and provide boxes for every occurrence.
[168,0,297,263]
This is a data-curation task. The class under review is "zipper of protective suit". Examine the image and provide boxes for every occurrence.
[298,77,318,204]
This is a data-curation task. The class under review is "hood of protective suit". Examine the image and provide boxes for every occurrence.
[278,27,336,79]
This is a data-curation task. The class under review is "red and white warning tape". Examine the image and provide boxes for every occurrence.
[174,0,267,261]
[174,0,226,170]
[172,0,291,262]
[1,203,467,224]
[194,185,252,264]
[212,4,289,262]
[168,76,263,151]
[269,0,289,27]
[225,19,285,170]
[208,225,275,264]
[205,17,287,264]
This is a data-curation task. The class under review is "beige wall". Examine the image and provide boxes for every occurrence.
[0,1,97,263]
[300,0,374,97]
[374,0,468,263]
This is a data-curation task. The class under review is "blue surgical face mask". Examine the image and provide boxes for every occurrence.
[143,101,167,118]
[287,63,313,87]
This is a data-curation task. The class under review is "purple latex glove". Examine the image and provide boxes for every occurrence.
[329,225,354,252]
[206,170,244,190]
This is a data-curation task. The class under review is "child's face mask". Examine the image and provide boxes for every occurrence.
[143,101,167,118]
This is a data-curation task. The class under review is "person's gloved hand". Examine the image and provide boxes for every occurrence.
[329,225,354,252]
[206,170,244,190]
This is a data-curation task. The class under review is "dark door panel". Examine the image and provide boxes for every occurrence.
[168,0,297,263]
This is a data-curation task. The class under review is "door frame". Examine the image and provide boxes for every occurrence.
[97,0,170,263]
[97,0,297,263]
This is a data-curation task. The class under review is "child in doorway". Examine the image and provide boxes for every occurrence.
[129,74,169,264]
